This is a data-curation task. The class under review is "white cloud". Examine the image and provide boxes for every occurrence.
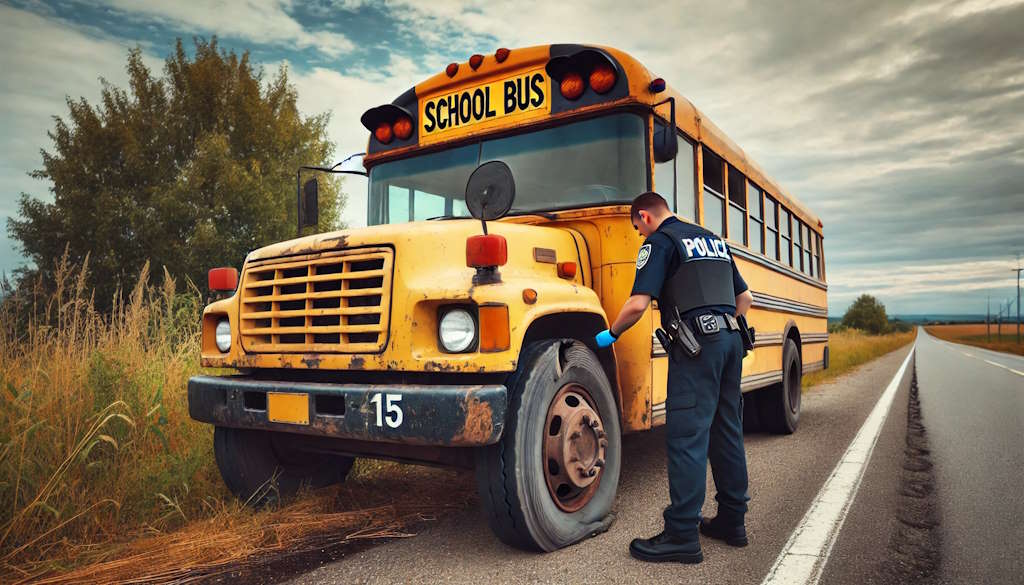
[98,0,355,57]
[0,4,163,275]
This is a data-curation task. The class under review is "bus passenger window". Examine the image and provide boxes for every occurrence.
[765,197,779,261]
[677,139,696,220]
[727,165,746,244]
[748,183,763,254]
[780,209,792,266]
[701,148,725,235]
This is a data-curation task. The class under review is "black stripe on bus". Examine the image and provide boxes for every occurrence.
[751,291,828,318]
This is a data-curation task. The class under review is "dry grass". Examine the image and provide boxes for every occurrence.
[803,328,917,388]
[0,253,476,583]
[925,323,1024,356]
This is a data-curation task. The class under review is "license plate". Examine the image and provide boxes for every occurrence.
[419,68,551,143]
[267,392,309,425]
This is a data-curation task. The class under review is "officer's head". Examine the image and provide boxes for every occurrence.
[630,192,671,237]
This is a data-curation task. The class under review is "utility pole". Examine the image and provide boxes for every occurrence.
[1014,255,1022,344]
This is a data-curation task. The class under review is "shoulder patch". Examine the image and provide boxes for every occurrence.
[636,244,652,270]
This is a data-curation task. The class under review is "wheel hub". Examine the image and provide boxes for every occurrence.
[543,383,608,512]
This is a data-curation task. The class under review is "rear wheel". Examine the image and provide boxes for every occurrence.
[214,426,354,506]
[475,340,621,551]
[758,338,802,434]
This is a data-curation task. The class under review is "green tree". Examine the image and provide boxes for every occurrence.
[841,294,890,334]
[8,38,344,309]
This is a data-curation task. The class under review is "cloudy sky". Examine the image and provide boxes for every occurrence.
[1,0,1022,316]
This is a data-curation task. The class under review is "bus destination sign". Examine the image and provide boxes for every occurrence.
[420,69,551,143]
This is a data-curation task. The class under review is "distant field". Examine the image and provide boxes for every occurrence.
[925,323,1024,356]
[803,329,917,388]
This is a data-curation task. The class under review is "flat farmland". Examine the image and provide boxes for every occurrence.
[925,323,1024,356]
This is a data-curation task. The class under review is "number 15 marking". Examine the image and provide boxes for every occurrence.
[370,393,403,428]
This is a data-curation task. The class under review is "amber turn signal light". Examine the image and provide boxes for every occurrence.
[374,122,393,144]
[208,267,238,291]
[393,116,412,140]
[589,64,616,94]
[522,288,538,304]
[466,234,508,268]
[478,304,510,352]
[560,72,585,100]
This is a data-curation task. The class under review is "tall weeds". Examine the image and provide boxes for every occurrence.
[0,251,222,575]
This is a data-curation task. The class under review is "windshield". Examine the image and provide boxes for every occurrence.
[367,113,647,225]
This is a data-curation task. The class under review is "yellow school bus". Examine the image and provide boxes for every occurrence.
[188,43,828,551]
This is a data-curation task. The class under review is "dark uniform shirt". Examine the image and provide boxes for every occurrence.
[631,216,748,317]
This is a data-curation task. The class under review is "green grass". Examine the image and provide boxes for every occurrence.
[804,329,917,388]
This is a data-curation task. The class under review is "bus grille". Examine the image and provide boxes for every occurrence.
[239,247,393,354]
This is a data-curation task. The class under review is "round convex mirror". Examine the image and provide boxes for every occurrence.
[465,161,516,221]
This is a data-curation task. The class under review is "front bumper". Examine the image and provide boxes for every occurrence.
[187,375,506,447]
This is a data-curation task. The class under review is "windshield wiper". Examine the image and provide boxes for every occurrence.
[426,215,466,221]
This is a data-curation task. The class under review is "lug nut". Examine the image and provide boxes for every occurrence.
[588,468,597,477]
[582,414,591,425]
[599,439,608,448]
[594,458,605,468]
[589,419,600,429]
[596,430,606,439]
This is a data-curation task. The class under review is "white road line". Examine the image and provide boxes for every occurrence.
[761,346,916,585]
[983,359,1024,377]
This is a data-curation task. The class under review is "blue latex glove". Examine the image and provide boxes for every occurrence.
[595,329,618,348]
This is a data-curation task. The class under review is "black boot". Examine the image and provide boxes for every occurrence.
[629,531,703,564]
[699,515,748,547]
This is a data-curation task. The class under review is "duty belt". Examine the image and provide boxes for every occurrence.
[693,313,741,335]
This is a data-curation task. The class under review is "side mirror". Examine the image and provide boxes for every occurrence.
[465,161,516,232]
[653,120,678,163]
[299,178,319,230]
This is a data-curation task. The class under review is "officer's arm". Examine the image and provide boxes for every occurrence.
[735,290,753,317]
[609,294,652,337]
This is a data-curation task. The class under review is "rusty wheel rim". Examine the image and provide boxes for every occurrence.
[543,383,608,513]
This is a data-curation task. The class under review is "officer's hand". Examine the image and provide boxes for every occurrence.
[595,329,618,348]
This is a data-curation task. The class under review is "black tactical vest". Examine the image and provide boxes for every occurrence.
[656,222,737,318]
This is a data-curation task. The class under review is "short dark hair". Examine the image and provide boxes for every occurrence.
[630,191,669,221]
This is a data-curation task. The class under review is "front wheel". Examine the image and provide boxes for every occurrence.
[214,426,355,506]
[475,340,622,551]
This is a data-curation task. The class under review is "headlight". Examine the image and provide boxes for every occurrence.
[439,308,476,352]
[215,319,232,353]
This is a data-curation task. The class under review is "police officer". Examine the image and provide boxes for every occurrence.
[595,192,753,564]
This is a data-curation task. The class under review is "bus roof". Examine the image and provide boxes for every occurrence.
[364,44,822,233]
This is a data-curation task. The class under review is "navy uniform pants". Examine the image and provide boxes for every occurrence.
[662,327,750,538]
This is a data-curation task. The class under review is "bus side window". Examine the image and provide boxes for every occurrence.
[701,147,725,235]
[727,165,746,245]
[765,196,779,261]
[654,136,696,221]
[780,208,792,266]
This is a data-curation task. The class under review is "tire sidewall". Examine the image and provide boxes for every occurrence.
[782,340,802,431]
[511,341,621,551]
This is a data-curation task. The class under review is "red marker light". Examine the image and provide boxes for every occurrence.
[466,234,508,267]
[495,48,510,63]
[393,116,412,140]
[649,78,666,93]
[446,63,458,77]
[589,64,616,94]
[469,54,484,70]
[208,267,238,291]
[557,262,577,279]
[560,72,585,100]
[374,122,393,144]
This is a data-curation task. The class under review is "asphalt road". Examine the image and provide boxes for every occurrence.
[912,329,1024,583]
[285,344,922,585]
